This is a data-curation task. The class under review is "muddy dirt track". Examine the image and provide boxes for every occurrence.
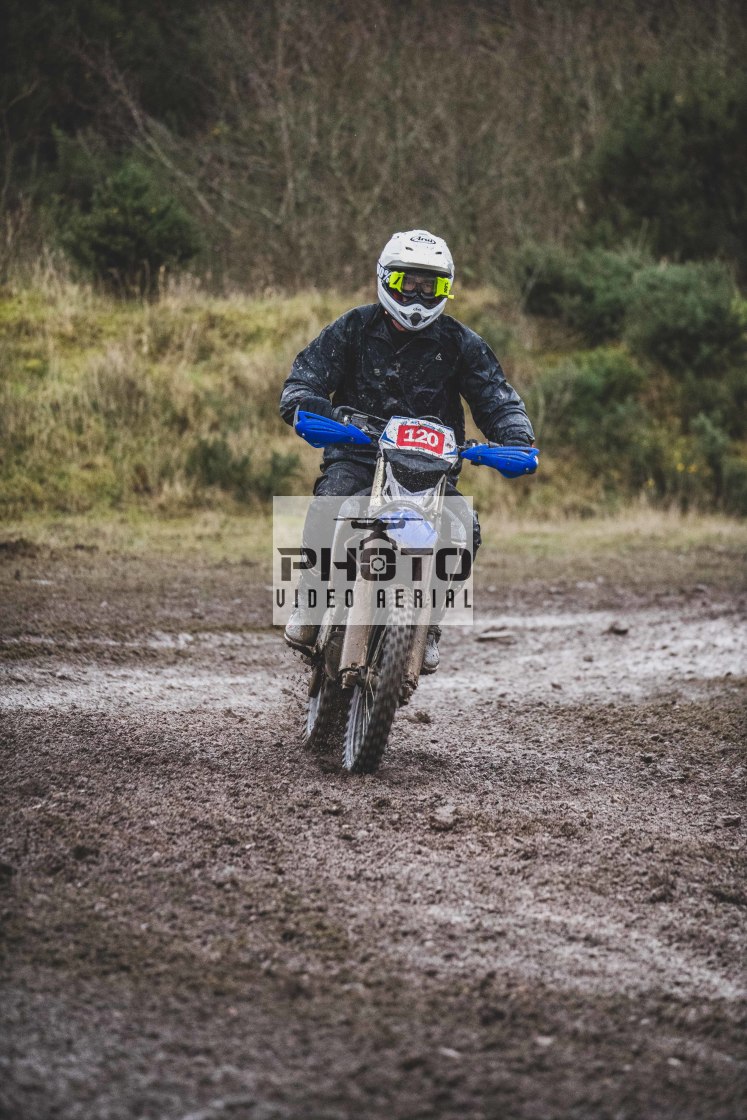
[1,533,746,1119]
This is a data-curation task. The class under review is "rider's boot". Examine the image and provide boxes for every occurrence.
[421,625,441,674]
[284,608,318,653]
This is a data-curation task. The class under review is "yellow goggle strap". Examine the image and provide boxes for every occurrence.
[387,271,454,299]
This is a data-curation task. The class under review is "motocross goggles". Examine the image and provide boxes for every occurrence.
[386,269,454,304]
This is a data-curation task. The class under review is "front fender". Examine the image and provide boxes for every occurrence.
[378,508,438,550]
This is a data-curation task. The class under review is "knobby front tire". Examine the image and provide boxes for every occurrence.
[304,671,351,752]
[343,619,413,775]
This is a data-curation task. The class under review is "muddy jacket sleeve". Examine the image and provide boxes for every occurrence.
[279,314,352,425]
[457,328,535,446]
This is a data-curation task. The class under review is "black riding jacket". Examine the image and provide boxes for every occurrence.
[279,304,534,467]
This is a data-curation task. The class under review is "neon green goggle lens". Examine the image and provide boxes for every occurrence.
[387,270,453,300]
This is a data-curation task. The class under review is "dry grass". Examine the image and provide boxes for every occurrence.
[1,271,744,525]
[478,506,747,587]
[3,507,745,596]
[0,273,555,518]
[0,273,358,515]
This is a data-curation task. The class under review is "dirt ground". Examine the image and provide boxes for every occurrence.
[1,523,746,1120]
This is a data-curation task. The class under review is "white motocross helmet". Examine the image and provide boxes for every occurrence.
[376,229,455,331]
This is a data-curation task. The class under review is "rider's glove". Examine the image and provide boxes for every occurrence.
[299,396,338,420]
[299,396,359,425]
[498,428,534,447]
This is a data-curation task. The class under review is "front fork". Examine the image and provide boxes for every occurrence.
[337,550,435,699]
[337,460,444,696]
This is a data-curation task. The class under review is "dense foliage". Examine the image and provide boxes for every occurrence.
[0,0,211,166]
[2,1,746,288]
[1,281,744,517]
[586,63,747,277]
[518,246,645,344]
[61,162,201,295]
[519,252,747,514]
[1,1,745,517]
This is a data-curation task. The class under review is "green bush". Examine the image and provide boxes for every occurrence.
[254,450,303,501]
[721,364,747,440]
[531,349,747,512]
[691,412,731,500]
[585,63,747,277]
[185,438,252,499]
[62,162,200,296]
[514,243,568,317]
[518,249,746,436]
[459,308,513,358]
[722,455,747,516]
[516,245,644,345]
[690,413,747,514]
[185,438,299,503]
[529,348,650,479]
[625,261,745,379]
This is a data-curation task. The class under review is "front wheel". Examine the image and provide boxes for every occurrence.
[305,666,350,752]
[343,621,413,774]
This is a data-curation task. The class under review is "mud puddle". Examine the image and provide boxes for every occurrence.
[2,601,742,715]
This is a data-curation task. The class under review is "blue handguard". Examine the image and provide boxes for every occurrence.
[294,409,372,449]
[460,444,539,478]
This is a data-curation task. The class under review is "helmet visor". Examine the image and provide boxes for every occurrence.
[386,269,453,303]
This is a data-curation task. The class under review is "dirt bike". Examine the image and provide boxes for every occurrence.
[290,408,538,774]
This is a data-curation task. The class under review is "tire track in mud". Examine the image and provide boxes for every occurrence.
[1,584,746,1119]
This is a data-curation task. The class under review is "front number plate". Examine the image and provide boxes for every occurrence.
[394,423,446,455]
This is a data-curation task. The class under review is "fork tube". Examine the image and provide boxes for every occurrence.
[338,575,374,681]
[369,456,385,511]
[405,624,429,690]
[338,453,385,683]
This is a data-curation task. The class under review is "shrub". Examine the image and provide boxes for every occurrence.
[690,412,747,514]
[625,261,745,378]
[722,455,747,516]
[691,412,731,498]
[459,308,513,358]
[585,63,747,277]
[254,450,302,501]
[185,438,253,500]
[62,162,200,296]
[529,348,650,476]
[185,437,299,503]
[516,245,644,345]
[514,243,568,317]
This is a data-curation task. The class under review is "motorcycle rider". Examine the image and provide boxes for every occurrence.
[279,229,534,672]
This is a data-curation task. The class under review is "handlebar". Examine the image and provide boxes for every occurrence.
[293,408,538,476]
